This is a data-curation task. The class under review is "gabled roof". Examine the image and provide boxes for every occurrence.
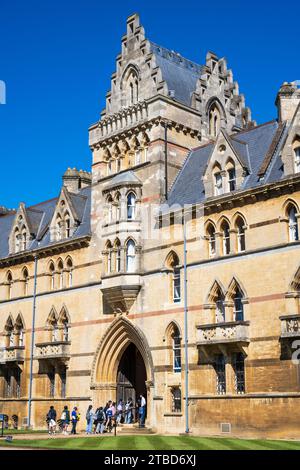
[150,42,204,107]
[167,120,281,207]
[0,187,91,260]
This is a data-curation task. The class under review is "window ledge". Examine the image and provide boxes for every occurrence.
[163,413,183,417]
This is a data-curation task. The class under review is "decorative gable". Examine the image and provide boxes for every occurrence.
[49,187,79,242]
[202,130,249,198]
[9,203,33,254]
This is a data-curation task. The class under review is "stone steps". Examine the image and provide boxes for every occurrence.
[118,424,155,435]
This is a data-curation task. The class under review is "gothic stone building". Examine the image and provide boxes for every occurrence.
[1,14,300,438]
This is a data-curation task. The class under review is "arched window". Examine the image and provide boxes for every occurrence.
[6,272,13,300]
[288,205,299,242]
[65,213,71,238]
[106,241,113,273]
[56,215,63,241]
[172,325,181,372]
[216,290,225,323]
[236,217,246,252]
[166,252,181,302]
[214,171,223,196]
[221,221,230,255]
[5,317,14,347]
[22,268,29,296]
[57,260,64,290]
[14,228,20,253]
[294,147,300,173]
[49,262,55,291]
[21,226,27,251]
[226,160,236,192]
[234,287,244,321]
[59,308,70,342]
[126,239,136,273]
[107,195,113,223]
[115,193,121,221]
[209,103,221,137]
[207,223,216,257]
[47,310,58,343]
[127,192,136,220]
[115,239,121,273]
[15,315,24,347]
[66,258,73,288]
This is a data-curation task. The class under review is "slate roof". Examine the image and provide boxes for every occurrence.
[167,120,283,208]
[150,42,204,107]
[0,187,91,260]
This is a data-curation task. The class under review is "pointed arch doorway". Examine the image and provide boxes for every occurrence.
[91,317,154,424]
[116,343,147,405]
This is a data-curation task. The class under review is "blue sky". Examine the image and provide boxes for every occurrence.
[1,0,299,208]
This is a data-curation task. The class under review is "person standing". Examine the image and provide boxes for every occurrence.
[46,406,57,435]
[116,399,123,425]
[86,405,94,434]
[71,406,79,435]
[95,407,106,434]
[61,405,70,435]
[139,394,146,428]
[125,398,133,424]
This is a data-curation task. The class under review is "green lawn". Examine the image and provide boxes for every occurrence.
[1,435,300,450]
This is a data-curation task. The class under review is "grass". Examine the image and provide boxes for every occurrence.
[1,429,47,435]
[1,435,300,450]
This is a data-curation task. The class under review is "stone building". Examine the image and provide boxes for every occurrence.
[1,13,300,438]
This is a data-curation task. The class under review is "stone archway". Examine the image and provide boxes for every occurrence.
[90,317,154,422]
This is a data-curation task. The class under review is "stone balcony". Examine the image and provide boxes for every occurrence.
[280,314,300,339]
[35,341,71,364]
[0,346,25,364]
[196,321,250,355]
[101,273,142,314]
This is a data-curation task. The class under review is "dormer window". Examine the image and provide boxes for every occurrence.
[214,172,223,196]
[295,147,300,173]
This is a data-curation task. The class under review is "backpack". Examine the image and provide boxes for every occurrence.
[97,410,105,422]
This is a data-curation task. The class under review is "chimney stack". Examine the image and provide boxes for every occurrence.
[276,82,300,122]
[63,168,92,193]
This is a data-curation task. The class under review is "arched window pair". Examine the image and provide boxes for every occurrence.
[55,207,71,241]
[47,308,70,343]
[4,315,25,348]
[209,281,245,323]
[213,161,236,196]
[105,239,137,274]
[13,215,28,253]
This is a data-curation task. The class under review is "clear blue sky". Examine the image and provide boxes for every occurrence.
[1,0,299,208]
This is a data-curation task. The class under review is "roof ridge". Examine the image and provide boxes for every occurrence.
[149,40,203,73]
[229,120,277,138]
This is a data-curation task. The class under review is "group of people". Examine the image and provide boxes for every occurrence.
[46,394,147,435]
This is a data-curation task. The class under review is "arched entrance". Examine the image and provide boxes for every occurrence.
[116,343,147,404]
[91,317,154,424]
